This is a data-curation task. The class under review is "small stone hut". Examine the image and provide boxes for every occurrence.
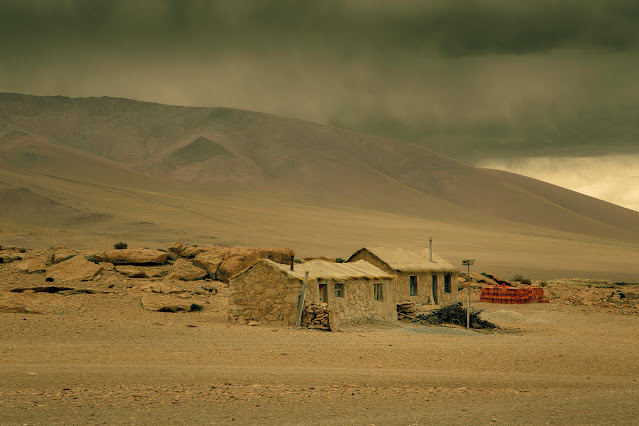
[347,247,459,306]
[228,259,396,326]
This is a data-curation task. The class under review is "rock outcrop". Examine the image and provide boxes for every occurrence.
[166,258,207,281]
[191,246,294,282]
[50,249,80,265]
[140,295,204,312]
[46,255,103,282]
[193,250,227,279]
[93,249,169,265]
[115,265,148,278]
[15,259,47,274]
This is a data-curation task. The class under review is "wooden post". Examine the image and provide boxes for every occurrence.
[295,271,309,329]
[466,265,471,329]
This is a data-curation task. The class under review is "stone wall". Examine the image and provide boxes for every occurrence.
[228,261,397,326]
[228,262,302,325]
[438,272,459,305]
[349,250,458,306]
[305,277,397,325]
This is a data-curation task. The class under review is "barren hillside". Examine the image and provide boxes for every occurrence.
[1,93,638,280]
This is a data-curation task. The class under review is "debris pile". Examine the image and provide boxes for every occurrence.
[400,302,498,330]
[301,302,330,330]
[397,301,417,320]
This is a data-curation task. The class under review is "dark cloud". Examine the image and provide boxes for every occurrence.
[1,0,639,161]
[3,1,639,54]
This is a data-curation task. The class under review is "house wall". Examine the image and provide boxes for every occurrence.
[349,250,458,306]
[228,261,397,326]
[435,272,459,305]
[311,277,397,325]
[396,271,436,304]
[228,262,302,325]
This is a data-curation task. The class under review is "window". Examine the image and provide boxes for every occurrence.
[374,283,383,301]
[409,275,417,296]
[334,283,344,297]
[444,275,452,293]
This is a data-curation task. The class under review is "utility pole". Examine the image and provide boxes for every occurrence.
[462,258,475,329]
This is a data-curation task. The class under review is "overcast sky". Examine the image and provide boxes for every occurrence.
[1,0,638,209]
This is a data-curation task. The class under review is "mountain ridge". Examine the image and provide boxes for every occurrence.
[0,92,638,280]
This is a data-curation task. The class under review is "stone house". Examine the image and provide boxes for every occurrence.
[228,259,396,326]
[347,247,459,306]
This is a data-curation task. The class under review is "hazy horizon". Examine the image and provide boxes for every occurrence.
[1,1,638,210]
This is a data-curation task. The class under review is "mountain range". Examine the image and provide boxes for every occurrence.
[1,93,638,280]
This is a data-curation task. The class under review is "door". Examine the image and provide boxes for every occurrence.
[319,284,328,303]
[431,275,438,305]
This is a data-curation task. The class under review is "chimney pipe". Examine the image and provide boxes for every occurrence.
[290,255,295,271]
[429,237,433,262]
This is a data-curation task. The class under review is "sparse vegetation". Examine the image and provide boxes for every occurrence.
[512,274,532,285]
[18,247,27,253]
[294,259,302,264]
[114,242,128,250]
[335,258,346,263]
[189,303,203,312]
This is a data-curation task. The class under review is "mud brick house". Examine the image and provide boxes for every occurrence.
[347,246,459,306]
[228,259,396,327]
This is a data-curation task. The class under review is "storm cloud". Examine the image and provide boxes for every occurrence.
[1,0,639,162]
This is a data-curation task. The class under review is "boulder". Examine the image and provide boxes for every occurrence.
[140,282,183,294]
[94,249,169,265]
[140,295,203,312]
[167,258,208,281]
[46,255,103,282]
[0,291,50,314]
[193,246,294,282]
[0,254,22,264]
[115,265,148,278]
[193,249,228,279]
[181,246,209,258]
[217,247,294,283]
[51,249,80,265]
[15,259,47,274]
[169,241,184,254]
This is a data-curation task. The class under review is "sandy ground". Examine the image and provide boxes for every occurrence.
[1,256,639,426]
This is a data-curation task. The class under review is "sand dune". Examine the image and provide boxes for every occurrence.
[1,93,638,280]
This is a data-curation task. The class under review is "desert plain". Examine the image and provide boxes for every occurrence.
[1,245,638,425]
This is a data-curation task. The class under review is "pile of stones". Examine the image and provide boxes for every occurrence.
[302,302,330,330]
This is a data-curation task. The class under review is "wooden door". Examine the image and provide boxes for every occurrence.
[319,284,328,303]
[432,275,438,305]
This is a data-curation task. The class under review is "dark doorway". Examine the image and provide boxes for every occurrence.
[432,275,438,304]
[319,284,328,303]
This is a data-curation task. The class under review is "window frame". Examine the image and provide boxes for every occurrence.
[334,283,344,298]
[409,275,417,296]
[444,274,452,293]
[373,283,383,301]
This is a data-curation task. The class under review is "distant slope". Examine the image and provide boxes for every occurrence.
[1,92,639,245]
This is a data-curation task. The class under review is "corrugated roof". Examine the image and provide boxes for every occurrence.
[264,259,394,281]
[351,247,459,273]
